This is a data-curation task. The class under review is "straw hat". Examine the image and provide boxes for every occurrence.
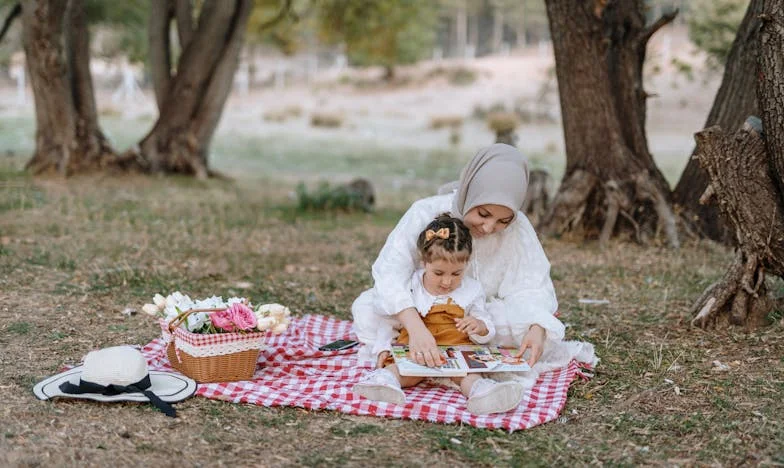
[33,346,196,417]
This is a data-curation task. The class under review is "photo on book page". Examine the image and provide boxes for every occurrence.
[391,345,466,377]
[459,346,531,373]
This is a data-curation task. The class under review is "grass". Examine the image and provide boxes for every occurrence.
[1,123,783,466]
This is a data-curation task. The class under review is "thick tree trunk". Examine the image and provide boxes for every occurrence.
[673,0,763,243]
[541,0,678,248]
[691,0,784,328]
[22,0,114,175]
[132,0,253,177]
[690,125,784,327]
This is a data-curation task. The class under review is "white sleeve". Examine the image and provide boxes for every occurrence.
[371,198,438,316]
[496,215,564,341]
[465,281,495,344]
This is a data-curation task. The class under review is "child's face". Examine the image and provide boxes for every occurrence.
[423,259,467,295]
[463,204,514,239]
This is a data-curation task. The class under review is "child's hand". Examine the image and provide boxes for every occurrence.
[514,324,546,366]
[454,316,488,336]
[375,351,391,369]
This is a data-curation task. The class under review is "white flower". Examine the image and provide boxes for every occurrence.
[142,304,160,316]
[153,294,166,309]
[256,316,277,331]
[257,303,290,319]
[186,312,209,332]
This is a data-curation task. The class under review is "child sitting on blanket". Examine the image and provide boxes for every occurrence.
[352,214,525,415]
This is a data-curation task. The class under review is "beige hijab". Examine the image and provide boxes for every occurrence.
[440,143,529,219]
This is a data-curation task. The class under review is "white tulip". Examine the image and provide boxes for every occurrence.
[153,294,166,309]
[142,304,160,316]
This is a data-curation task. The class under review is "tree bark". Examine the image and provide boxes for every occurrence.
[148,0,173,110]
[690,125,783,327]
[759,1,784,194]
[690,0,784,328]
[22,0,114,175]
[132,0,253,177]
[541,0,678,247]
[673,0,764,243]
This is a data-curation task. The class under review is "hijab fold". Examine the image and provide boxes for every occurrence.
[439,143,529,219]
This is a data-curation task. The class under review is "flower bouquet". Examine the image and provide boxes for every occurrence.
[143,292,291,383]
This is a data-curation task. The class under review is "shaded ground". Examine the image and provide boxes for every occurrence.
[1,172,783,467]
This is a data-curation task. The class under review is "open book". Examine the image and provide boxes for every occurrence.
[390,344,531,377]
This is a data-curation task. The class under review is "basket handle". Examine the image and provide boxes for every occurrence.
[166,299,250,332]
[167,307,225,332]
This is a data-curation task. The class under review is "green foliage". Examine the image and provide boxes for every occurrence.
[317,0,438,72]
[295,181,369,212]
[247,0,315,55]
[688,0,749,69]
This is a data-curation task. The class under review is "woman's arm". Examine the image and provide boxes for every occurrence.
[371,197,445,316]
[496,216,564,365]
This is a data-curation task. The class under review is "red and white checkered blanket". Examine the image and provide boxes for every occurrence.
[142,314,591,431]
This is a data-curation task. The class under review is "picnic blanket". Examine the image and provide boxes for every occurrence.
[142,314,592,431]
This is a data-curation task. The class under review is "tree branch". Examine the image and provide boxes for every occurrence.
[640,9,678,46]
[175,0,194,50]
[257,0,293,31]
[0,3,21,43]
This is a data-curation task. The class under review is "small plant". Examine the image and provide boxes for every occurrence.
[295,181,372,212]
[310,112,344,128]
[428,115,464,130]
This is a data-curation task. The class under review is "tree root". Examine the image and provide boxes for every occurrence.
[690,250,772,328]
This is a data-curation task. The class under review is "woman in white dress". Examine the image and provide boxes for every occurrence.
[352,144,596,388]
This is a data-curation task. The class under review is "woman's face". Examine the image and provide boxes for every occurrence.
[463,204,514,239]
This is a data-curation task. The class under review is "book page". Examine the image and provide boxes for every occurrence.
[391,345,466,377]
[460,346,531,373]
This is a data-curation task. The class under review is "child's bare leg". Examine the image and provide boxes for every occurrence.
[386,364,425,388]
[451,374,480,397]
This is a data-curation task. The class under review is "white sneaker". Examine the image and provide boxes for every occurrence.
[466,378,524,415]
[352,368,406,405]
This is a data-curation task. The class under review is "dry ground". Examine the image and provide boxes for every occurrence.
[1,170,783,467]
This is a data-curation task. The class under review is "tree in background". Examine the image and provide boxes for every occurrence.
[20,0,115,175]
[673,0,762,243]
[541,0,679,248]
[317,0,437,80]
[689,0,784,328]
[126,0,283,178]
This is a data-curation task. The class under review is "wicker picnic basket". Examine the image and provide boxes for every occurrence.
[160,307,267,383]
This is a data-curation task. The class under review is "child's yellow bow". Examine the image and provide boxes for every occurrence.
[425,228,449,241]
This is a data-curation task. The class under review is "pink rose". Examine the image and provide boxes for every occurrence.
[210,309,235,332]
[228,303,257,331]
[210,303,257,332]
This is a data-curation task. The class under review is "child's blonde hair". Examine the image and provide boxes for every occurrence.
[416,213,472,264]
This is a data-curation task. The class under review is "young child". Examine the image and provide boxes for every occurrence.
[352,214,525,415]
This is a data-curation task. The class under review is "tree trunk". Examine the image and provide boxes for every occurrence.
[690,124,783,327]
[690,0,784,328]
[673,0,763,244]
[22,0,114,175]
[491,3,503,54]
[130,0,253,177]
[541,0,679,248]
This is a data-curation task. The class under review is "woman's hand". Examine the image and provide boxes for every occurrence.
[397,307,440,367]
[454,316,488,336]
[514,324,546,366]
